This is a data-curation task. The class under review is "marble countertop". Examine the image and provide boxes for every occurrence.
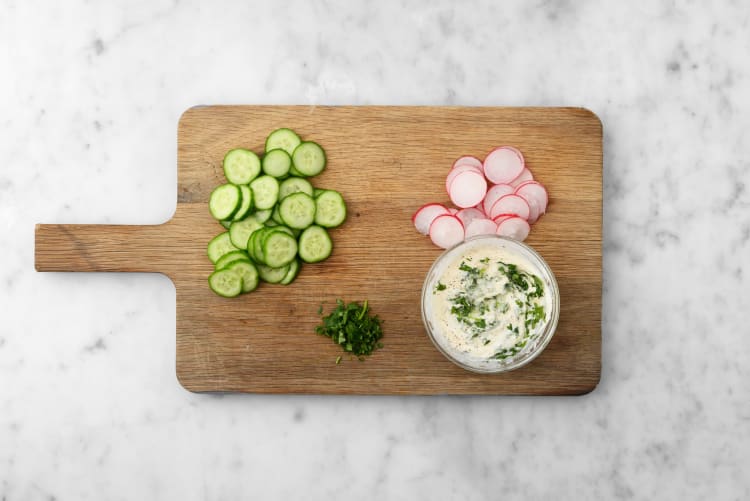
[2,1,749,499]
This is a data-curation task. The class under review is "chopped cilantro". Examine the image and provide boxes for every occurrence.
[315,299,384,358]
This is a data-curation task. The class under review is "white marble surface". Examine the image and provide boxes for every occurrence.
[1,0,749,499]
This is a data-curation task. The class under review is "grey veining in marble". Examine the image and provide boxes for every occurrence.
[1,0,749,499]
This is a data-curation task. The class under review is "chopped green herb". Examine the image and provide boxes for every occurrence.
[315,299,384,358]
[335,356,342,364]
[436,282,447,291]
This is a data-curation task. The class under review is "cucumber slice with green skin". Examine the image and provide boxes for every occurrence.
[220,220,232,229]
[265,128,301,156]
[226,260,259,293]
[223,149,261,185]
[232,185,253,221]
[292,141,326,177]
[262,231,298,268]
[279,192,316,229]
[314,190,347,228]
[289,166,306,177]
[298,225,332,263]
[280,259,300,285]
[209,184,241,221]
[230,216,263,249]
[215,250,250,270]
[249,175,280,210]
[271,204,284,224]
[249,227,270,264]
[257,263,290,284]
[207,232,239,263]
[265,225,294,237]
[264,219,278,227]
[262,148,292,178]
[313,188,326,198]
[209,268,243,297]
[254,208,272,223]
[279,177,314,200]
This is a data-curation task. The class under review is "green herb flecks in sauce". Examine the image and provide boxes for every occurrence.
[436,258,547,361]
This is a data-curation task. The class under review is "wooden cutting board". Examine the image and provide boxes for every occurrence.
[35,106,602,395]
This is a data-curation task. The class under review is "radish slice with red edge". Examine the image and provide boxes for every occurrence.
[496,216,530,241]
[509,168,534,188]
[489,194,530,220]
[429,215,465,249]
[413,203,450,235]
[483,146,525,184]
[449,171,487,208]
[448,207,458,215]
[482,183,515,215]
[492,215,513,225]
[452,155,483,171]
[515,181,548,208]
[465,218,498,239]
[455,207,484,227]
[446,164,483,192]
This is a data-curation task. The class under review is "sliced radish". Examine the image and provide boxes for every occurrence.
[489,194,530,220]
[496,216,531,241]
[446,164,483,192]
[509,168,534,188]
[449,171,487,208]
[492,215,513,225]
[429,215,465,249]
[413,203,450,235]
[482,183,515,215]
[455,207,485,227]
[465,218,498,239]
[483,146,525,184]
[452,155,483,171]
[448,207,458,215]
[515,181,548,223]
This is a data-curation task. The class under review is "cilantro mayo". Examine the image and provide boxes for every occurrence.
[422,237,558,372]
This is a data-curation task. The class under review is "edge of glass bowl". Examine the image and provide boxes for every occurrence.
[420,235,561,374]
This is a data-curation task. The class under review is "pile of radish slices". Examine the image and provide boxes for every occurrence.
[413,146,549,249]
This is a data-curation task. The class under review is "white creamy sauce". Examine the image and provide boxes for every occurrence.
[426,243,552,368]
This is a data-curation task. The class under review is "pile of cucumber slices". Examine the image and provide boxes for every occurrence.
[206,128,347,298]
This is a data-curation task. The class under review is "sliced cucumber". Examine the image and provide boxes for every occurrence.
[280,259,300,285]
[232,185,253,221]
[314,190,347,228]
[249,175,280,210]
[264,219,278,227]
[279,177,314,200]
[254,208,273,223]
[229,216,264,250]
[298,225,332,263]
[313,188,326,198]
[262,231,298,268]
[262,148,292,178]
[257,263,290,284]
[249,227,270,263]
[215,250,250,270]
[207,232,239,264]
[226,260,259,293]
[209,268,243,298]
[209,184,241,221]
[223,148,261,185]
[289,166,305,177]
[292,141,326,177]
[265,128,301,156]
[279,192,316,229]
[220,220,232,229]
[271,204,284,224]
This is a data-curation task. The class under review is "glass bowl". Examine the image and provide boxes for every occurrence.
[421,235,560,374]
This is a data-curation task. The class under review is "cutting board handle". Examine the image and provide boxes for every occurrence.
[35,223,171,274]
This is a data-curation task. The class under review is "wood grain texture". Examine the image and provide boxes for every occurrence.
[35,106,602,395]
